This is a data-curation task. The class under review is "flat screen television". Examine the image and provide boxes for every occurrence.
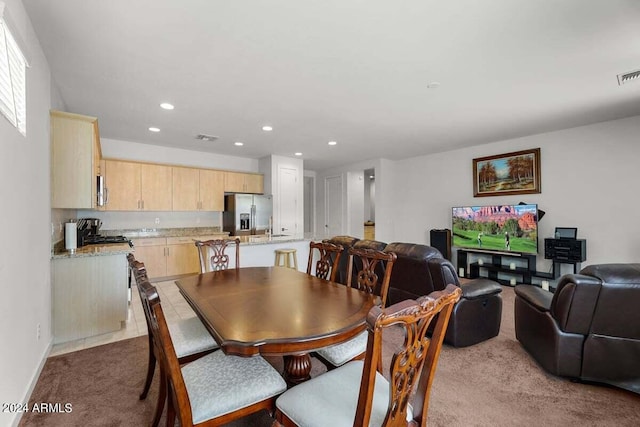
[452,204,538,255]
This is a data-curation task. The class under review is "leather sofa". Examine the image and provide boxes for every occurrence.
[327,236,502,347]
[514,263,640,394]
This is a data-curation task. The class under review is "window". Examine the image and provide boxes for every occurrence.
[0,5,27,135]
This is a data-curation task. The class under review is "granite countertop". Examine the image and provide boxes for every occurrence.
[51,228,310,259]
[234,235,308,245]
[104,227,228,239]
[52,243,132,259]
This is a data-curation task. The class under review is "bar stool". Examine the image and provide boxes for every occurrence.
[275,248,298,270]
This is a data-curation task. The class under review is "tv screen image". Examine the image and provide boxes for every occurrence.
[452,204,538,254]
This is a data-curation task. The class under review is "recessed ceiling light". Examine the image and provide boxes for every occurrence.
[234,142,244,146]
[149,127,160,132]
[262,125,273,131]
[160,102,174,110]
[328,141,337,146]
[295,152,302,156]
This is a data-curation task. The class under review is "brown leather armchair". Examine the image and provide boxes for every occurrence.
[514,264,640,394]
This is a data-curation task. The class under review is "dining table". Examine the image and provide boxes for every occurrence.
[174,266,376,385]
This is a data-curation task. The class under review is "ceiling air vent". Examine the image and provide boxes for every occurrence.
[617,69,640,86]
[195,134,219,142]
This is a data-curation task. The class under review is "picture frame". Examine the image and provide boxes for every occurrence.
[473,148,541,197]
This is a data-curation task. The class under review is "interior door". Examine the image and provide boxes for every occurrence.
[278,167,298,236]
[325,175,343,238]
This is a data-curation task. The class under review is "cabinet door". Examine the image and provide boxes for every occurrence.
[244,173,264,194]
[224,171,264,194]
[141,163,172,210]
[199,169,225,211]
[133,245,167,279]
[172,167,200,211]
[166,243,200,276]
[51,111,99,209]
[224,171,246,193]
[104,160,141,210]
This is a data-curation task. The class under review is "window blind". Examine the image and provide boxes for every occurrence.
[0,14,27,135]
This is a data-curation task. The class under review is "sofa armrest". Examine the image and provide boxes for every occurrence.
[514,284,553,312]
[461,278,502,300]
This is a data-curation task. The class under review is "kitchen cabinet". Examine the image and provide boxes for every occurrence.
[224,171,264,194]
[104,160,172,211]
[172,167,224,211]
[52,253,128,343]
[51,110,101,209]
[131,236,202,279]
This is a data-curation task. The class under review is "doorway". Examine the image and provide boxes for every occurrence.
[324,175,343,237]
[364,168,375,239]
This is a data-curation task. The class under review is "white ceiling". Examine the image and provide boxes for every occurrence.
[23,0,640,171]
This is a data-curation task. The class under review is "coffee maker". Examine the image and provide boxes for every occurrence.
[76,218,102,246]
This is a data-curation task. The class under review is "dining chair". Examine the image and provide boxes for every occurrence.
[315,247,397,369]
[306,240,344,281]
[195,238,241,273]
[140,275,287,427]
[127,254,219,427]
[274,284,462,427]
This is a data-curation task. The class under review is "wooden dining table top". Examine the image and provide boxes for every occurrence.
[175,266,377,357]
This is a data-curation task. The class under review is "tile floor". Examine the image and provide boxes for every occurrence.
[49,279,196,357]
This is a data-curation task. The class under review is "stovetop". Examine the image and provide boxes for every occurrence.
[81,235,132,247]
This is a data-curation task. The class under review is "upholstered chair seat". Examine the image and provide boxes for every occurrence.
[275,360,413,427]
[182,351,287,424]
[315,331,368,367]
[168,316,219,358]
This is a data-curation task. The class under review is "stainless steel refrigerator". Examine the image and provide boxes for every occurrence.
[223,194,273,236]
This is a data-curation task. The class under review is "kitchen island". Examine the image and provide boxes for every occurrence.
[51,243,130,344]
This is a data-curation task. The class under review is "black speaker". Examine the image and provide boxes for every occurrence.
[430,229,452,261]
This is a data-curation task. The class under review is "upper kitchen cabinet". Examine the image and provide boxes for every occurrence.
[51,110,102,209]
[224,171,264,194]
[172,167,224,211]
[103,160,172,211]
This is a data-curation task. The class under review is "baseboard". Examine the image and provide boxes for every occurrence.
[11,338,53,427]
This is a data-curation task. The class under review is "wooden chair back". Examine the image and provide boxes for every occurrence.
[195,238,241,273]
[139,277,197,426]
[346,247,397,307]
[356,284,462,427]
[306,241,344,282]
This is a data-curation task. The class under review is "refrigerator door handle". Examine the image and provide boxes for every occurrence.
[250,204,256,234]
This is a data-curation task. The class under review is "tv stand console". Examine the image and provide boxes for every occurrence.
[457,249,560,286]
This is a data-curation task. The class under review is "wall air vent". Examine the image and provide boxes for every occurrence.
[617,69,640,86]
[195,134,219,142]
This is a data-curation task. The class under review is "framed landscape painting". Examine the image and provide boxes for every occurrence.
[473,148,541,197]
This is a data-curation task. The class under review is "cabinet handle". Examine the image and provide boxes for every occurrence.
[142,200,145,210]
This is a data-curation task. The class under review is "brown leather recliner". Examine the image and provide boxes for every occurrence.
[427,257,502,347]
[383,242,502,347]
[514,264,640,394]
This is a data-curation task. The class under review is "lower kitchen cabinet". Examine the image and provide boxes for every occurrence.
[132,237,201,279]
[52,253,128,344]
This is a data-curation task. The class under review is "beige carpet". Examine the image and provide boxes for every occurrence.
[20,287,640,426]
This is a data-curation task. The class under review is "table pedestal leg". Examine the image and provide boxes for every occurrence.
[283,353,311,386]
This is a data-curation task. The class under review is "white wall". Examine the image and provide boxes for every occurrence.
[0,1,52,425]
[389,115,640,274]
[101,137,259,171]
